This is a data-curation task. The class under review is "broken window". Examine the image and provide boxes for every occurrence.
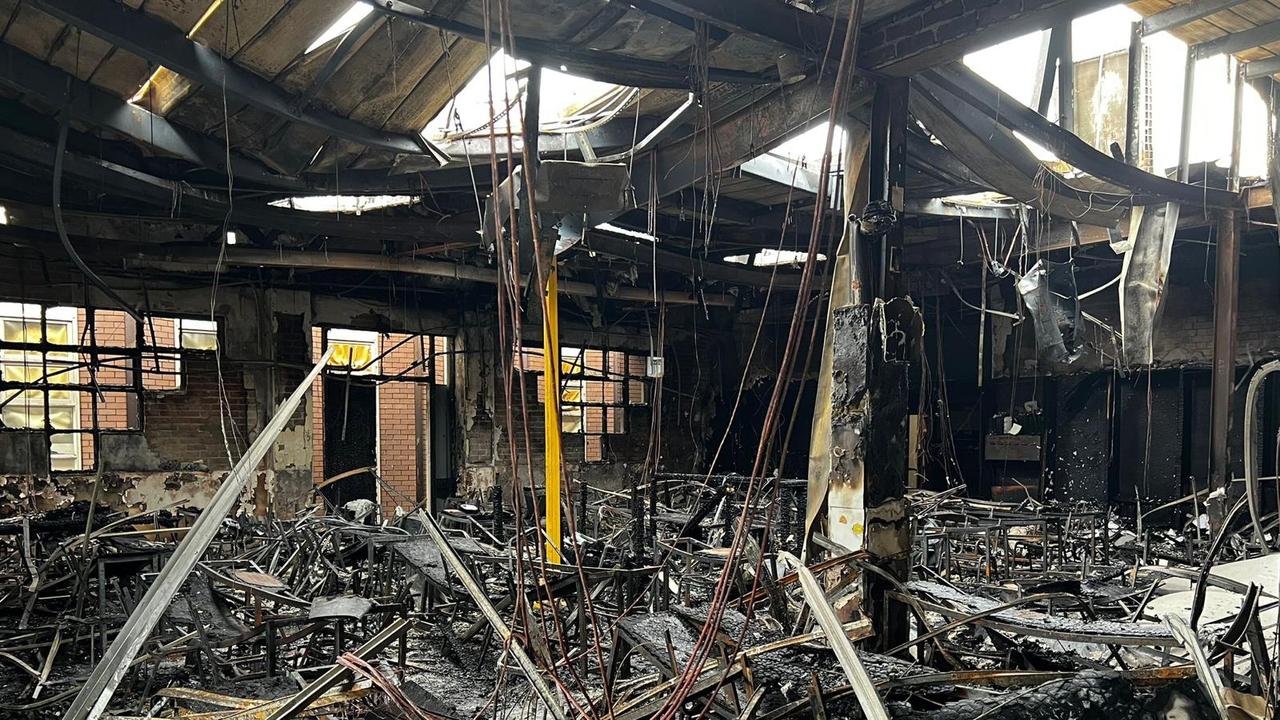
[319,328,452,385]
[0,303,220,472]
[516,345,649,462]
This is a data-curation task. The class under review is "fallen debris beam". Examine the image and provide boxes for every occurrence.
[62,348,335,720]
[416,510,570,720]
[265,618,412,720]
[779,551,890,720]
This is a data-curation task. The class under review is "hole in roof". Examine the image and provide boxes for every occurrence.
[305,3,374,54]
[128,0,226,105]
[269,195,414,214]
[422,50,631,145]
[767,123,846,168]
[724,250,825,267]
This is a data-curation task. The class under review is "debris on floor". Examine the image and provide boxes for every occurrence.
[0,482,1267,719]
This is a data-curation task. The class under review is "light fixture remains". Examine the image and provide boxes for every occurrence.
[269,195,415,214]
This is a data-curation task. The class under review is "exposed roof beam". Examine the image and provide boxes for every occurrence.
[738,154,825,194]
[1193,19,1280,58]
[0,124,469,243]
[1141,0,1248,36]
[641,0,841,64]
[925,64,1238,207]
[356,0,775,87]
[904,198,1018,220]
[592,73,872,224]
[1245,55,1280,79]
[124,247,737,306]
[31,0,448,164]
[0,44,303,191]
[582,230,801,287]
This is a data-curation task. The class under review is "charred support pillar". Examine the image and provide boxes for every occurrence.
[1209,209,1240,505]
[868,79,907,299]
[830,77,917,649]
[826,301,920,648]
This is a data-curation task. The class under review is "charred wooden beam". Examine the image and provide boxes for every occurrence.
[0,44,301,190]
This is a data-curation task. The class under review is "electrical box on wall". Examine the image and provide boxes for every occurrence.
[646,356,665,378]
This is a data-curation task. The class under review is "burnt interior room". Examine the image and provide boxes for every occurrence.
[0,0,1279,718]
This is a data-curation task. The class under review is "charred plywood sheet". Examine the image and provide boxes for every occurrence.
[85,46,153,99]
[3,3,65,60]
[585,10,696,61]
[145,0,295,115]
[378,36,488,134]
[232,0,352,80]
[46,30,116,83]
[143,0,218,34]
[450,0,609,44]
[319,21,435,119]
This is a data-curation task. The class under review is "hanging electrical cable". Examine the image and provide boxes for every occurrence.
[51,103,142,326]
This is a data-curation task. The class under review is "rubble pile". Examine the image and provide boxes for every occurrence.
[0,480,1268,719]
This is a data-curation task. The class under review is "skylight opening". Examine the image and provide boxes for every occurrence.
[765,123,846,169]
[269,195,414,214]
[724,250,826,267]
[422,51,629,144]
[593,223,658,243]
[129,0,226,105]
[305,3,374,54]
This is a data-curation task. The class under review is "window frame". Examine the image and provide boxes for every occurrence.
[0,305,221,473]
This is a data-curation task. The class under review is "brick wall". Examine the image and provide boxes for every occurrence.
[72,311,183,470]
[377,333,428,516]
[860,0,1113,75]
[143,354,249,471]
[310,329,450,517]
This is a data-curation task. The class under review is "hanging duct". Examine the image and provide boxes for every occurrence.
[1119,202,1180,366]
[1016,259,1081,365]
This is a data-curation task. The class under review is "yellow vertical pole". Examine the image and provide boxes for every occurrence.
[543,268,562,563]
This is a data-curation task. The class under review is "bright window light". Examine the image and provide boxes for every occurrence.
[269,195,414,214]
[0,206,7,225]
[305,3,374,54]
[225,231,237,245]
[963,3,1268,179]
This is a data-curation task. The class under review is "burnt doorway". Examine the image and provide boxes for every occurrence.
[321,375,377,508]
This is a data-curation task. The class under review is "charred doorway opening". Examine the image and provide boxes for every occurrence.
[321,375,377,508]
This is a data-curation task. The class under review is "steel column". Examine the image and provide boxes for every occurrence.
[1210,209,1240,499]
[1125,22,1144,167]
[1179,49,1197,183]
